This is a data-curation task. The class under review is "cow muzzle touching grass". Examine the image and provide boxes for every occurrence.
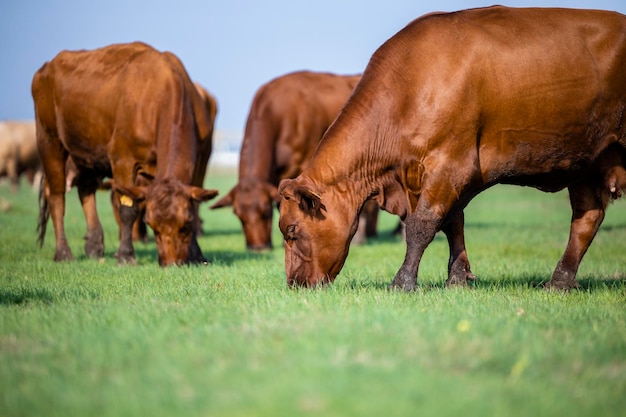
[211,178,278,252]
[114,178,218,266]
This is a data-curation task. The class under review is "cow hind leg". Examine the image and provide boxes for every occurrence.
[363,200,379,238]
[352,215,367,245]
[76,176,104,258]
[544,184,606,291]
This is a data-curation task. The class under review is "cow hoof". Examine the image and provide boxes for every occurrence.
[115,252,137,265]
[84,231,104,258]
[389,271,419,292]
[388,283,419,292]
[445,278,470,288]
[388,278,418,292]
[543,279,580,291]
[117,257,138,266]
[445,272,477,287]
[85,245,104,259]
[53,251,74,262]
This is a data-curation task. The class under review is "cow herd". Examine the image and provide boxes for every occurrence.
[4,6,626,291]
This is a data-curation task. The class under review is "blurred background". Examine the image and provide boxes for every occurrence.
[2,0,625,164]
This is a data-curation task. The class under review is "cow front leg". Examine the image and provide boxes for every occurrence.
[113,192,138,264]
[545,184,606,290]
[443,210,476,287]
[188,201,208,264]
[188,235,208,264]
[389,207,440,291]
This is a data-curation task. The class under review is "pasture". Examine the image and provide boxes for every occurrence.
[1,169,625,417]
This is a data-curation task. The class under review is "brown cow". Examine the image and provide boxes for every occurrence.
[278,6,626,290]
[33,42,218,266]
[0,120,41,192]
[108,82,218,244]
[211,71,379,251]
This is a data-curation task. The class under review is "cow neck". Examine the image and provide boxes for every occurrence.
[239,119,276,182]
[305,93,399,209]
[237,131,273,181]
[304,39,428,214]
[154,131,195,183]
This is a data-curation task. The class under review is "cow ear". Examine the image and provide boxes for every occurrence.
[279,179,326,216]
[188,186,219,203]
[210,188,234,209]
[266,183,280,205]
[294,186,326,216]
[112,184,147,206]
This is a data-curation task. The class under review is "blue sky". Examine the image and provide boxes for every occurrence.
[1,0,625,134]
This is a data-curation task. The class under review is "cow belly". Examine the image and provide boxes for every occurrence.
[478,129,618,188]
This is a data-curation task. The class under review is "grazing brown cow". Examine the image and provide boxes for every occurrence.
[211,71,379,251]
[107,82,218,244]
[33,42,218,266]
[278,6,626,290]
[0,120,41,192]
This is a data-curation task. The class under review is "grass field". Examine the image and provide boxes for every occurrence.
[1,169,625,417]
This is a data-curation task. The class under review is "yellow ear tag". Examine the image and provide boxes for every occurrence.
[120,195,134,207]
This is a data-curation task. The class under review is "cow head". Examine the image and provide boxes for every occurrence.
[211,178,279,251]
[115,178,218,266]
[278,177,359,287]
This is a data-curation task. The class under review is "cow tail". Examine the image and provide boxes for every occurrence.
[36,174,49,247]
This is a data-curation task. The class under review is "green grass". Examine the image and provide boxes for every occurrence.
[0,171,625,417]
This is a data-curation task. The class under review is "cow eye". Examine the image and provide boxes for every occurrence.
[285,224,297,241]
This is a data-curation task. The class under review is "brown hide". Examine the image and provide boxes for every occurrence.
[33,42,218,266]
[211,70,377,251]
[278,6,626,290]
[110,82,218,244]
[0,120,41,191]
